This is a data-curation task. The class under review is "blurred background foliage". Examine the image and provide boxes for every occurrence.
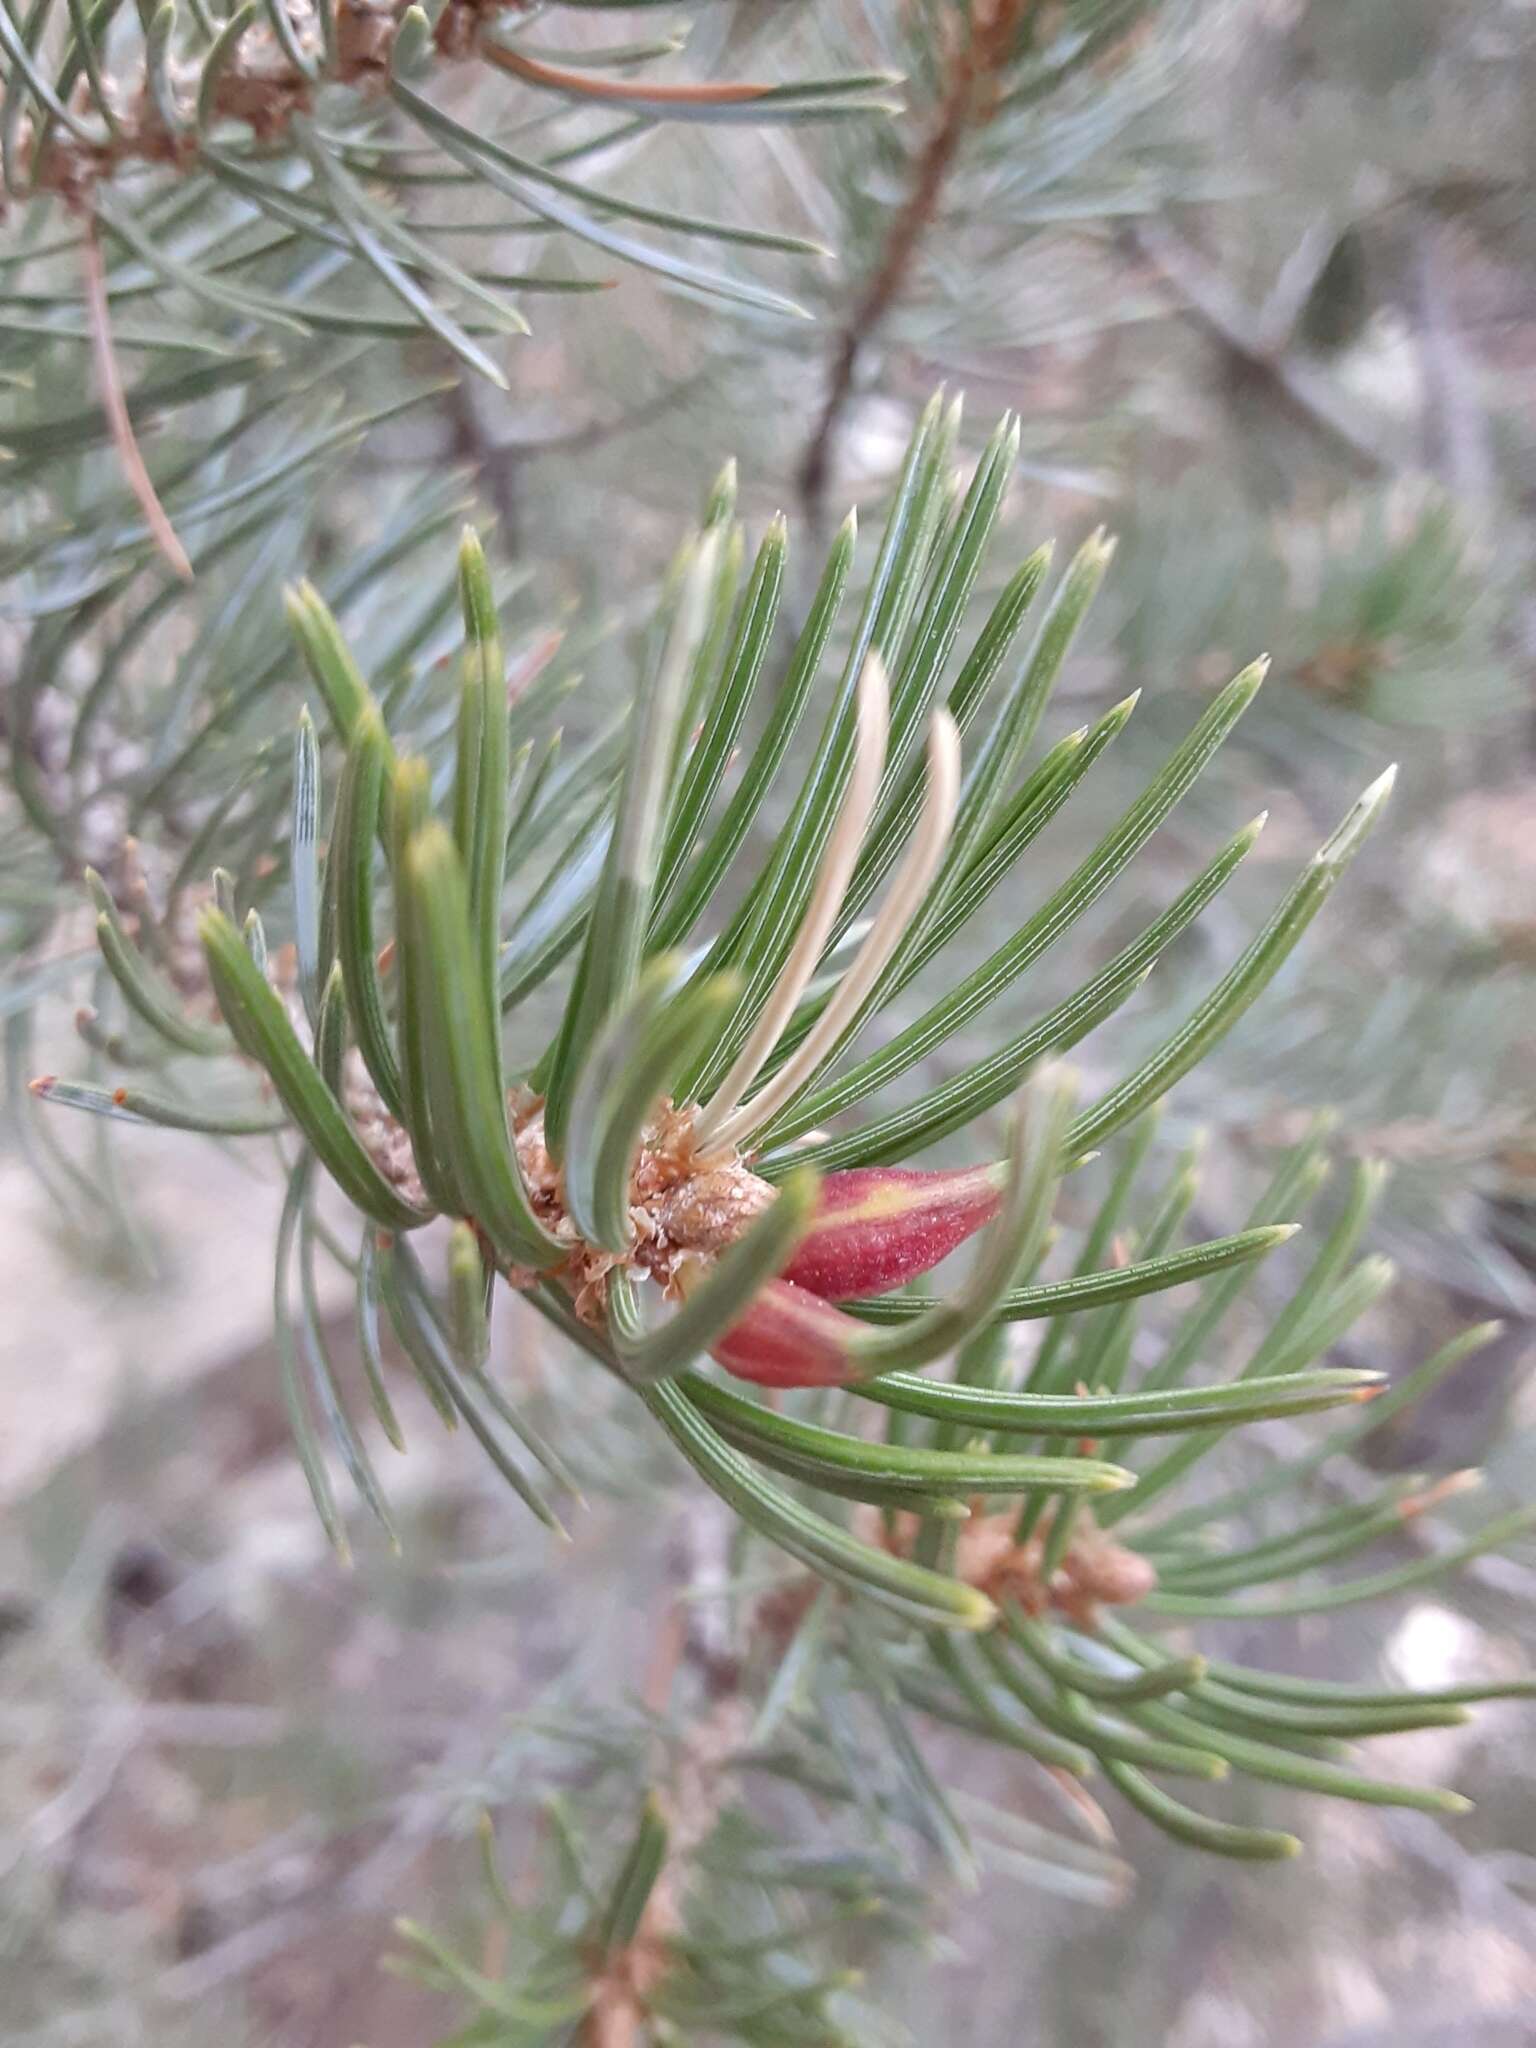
[3,0,1535,2042]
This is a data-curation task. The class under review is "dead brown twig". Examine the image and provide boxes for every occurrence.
[81,216,194,583]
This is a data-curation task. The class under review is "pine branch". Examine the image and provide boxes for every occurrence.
[793,0,1174,522]
[29,398,1532,1891]
[14,0,884,207]
[0,0,892,396]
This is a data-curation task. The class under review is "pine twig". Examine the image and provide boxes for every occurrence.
[796,0,1031,529]
[22,0,829,209]
[1127,216,1408,475]
[443,380,523,559]
[582,1500,751,2048]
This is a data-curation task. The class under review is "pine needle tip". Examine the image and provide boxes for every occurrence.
[1320,767,1397,863]
[959,1589,997,1630]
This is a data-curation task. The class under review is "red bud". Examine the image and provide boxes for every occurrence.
[710,1276,865,1388]
[778,1162,1005,1302]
